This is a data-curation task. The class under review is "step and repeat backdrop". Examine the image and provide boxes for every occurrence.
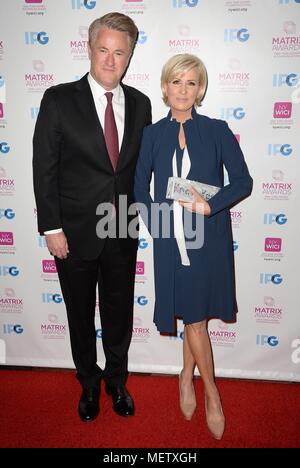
[0,0,299,381]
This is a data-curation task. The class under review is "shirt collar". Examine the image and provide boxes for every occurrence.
[88,72,122,102]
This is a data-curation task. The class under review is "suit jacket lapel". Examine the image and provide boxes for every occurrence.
[74,74,114,173]
[117,84,136,172]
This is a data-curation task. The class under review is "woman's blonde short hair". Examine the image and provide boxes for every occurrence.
[161,53,208,107]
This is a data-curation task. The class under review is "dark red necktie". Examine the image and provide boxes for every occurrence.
[104,92,119,171]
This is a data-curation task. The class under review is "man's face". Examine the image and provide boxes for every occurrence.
[88,27,131,90]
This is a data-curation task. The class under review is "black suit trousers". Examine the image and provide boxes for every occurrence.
[55,237,137,389]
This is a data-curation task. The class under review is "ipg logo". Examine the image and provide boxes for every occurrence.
[267,144,292,157]
[232,241,239,251]
[263,213,287,225]
[138,31,147,44]
[31,107,40,119]
[71,0,96,9]
[260,273,283,285]
[96,328,102,339]
[256,335,279,347]
[0,208,15,219]
[172,0,199,8]
[221,107,245,120]
[134,295,148,306]
[224,28,250,42]
[42,293,63,304]
[3,324,24,334]
[138,238,148,249]
[0,142,10,154]
[38,235,47,248]
[0,266,19,276]
[279,0,300,4]
[25,32,49,45]
[272,73,299,87]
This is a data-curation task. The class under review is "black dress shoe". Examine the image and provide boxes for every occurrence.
[78,387,100,422]
[105,384,134,417]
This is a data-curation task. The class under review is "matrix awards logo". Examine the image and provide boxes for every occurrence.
[23,0,46,16]
[41,259,58,282]
[272,21,300,58]
[218,58,250,93]
[230,210,242,229]
[69,26,89,61]
[0,288,23,314]
[262,237,283,262]
[40,317,67,339]
[168,24,201,54]
[25,60,54,93]
[267,143,293,157]
[254,296,283,324]
[262,170,292,200]
[225,0,252,13]
[132,316,150,343]
[209,321,237,347]
[135,260,147,284]
[122,0,146,15]
[0,168,15,196]
[123,60,150,93]
[0,232,16,254]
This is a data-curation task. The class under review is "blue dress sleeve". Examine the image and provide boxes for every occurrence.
[134,125,154,233]
[208,120,253,216]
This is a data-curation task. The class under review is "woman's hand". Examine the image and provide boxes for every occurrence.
[179,186,211,216]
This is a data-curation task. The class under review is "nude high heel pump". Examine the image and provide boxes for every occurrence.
[179,371,197,421]
[204,393,225,440]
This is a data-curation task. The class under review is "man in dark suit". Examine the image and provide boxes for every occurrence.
[33,12,152,422]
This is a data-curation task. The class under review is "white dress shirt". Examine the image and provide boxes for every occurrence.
[44,73,125,235]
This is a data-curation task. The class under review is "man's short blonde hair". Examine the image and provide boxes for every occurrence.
[161,53,208,107]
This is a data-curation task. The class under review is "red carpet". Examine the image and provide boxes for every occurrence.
[0,369,299,448]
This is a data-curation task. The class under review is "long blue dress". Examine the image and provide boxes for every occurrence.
[134,108,252,333]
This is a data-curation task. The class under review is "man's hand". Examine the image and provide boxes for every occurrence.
[179,186,211,216]
[46,232,69,259]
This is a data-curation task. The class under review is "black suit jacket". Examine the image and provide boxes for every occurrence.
[33,73,152,259]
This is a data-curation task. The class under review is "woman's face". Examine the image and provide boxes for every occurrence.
[163,67,201,121]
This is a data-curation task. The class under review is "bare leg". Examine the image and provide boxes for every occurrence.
[178,328,197,420]
[185,320,225,439]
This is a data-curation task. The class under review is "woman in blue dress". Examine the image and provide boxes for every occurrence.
[134,54,252,440]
